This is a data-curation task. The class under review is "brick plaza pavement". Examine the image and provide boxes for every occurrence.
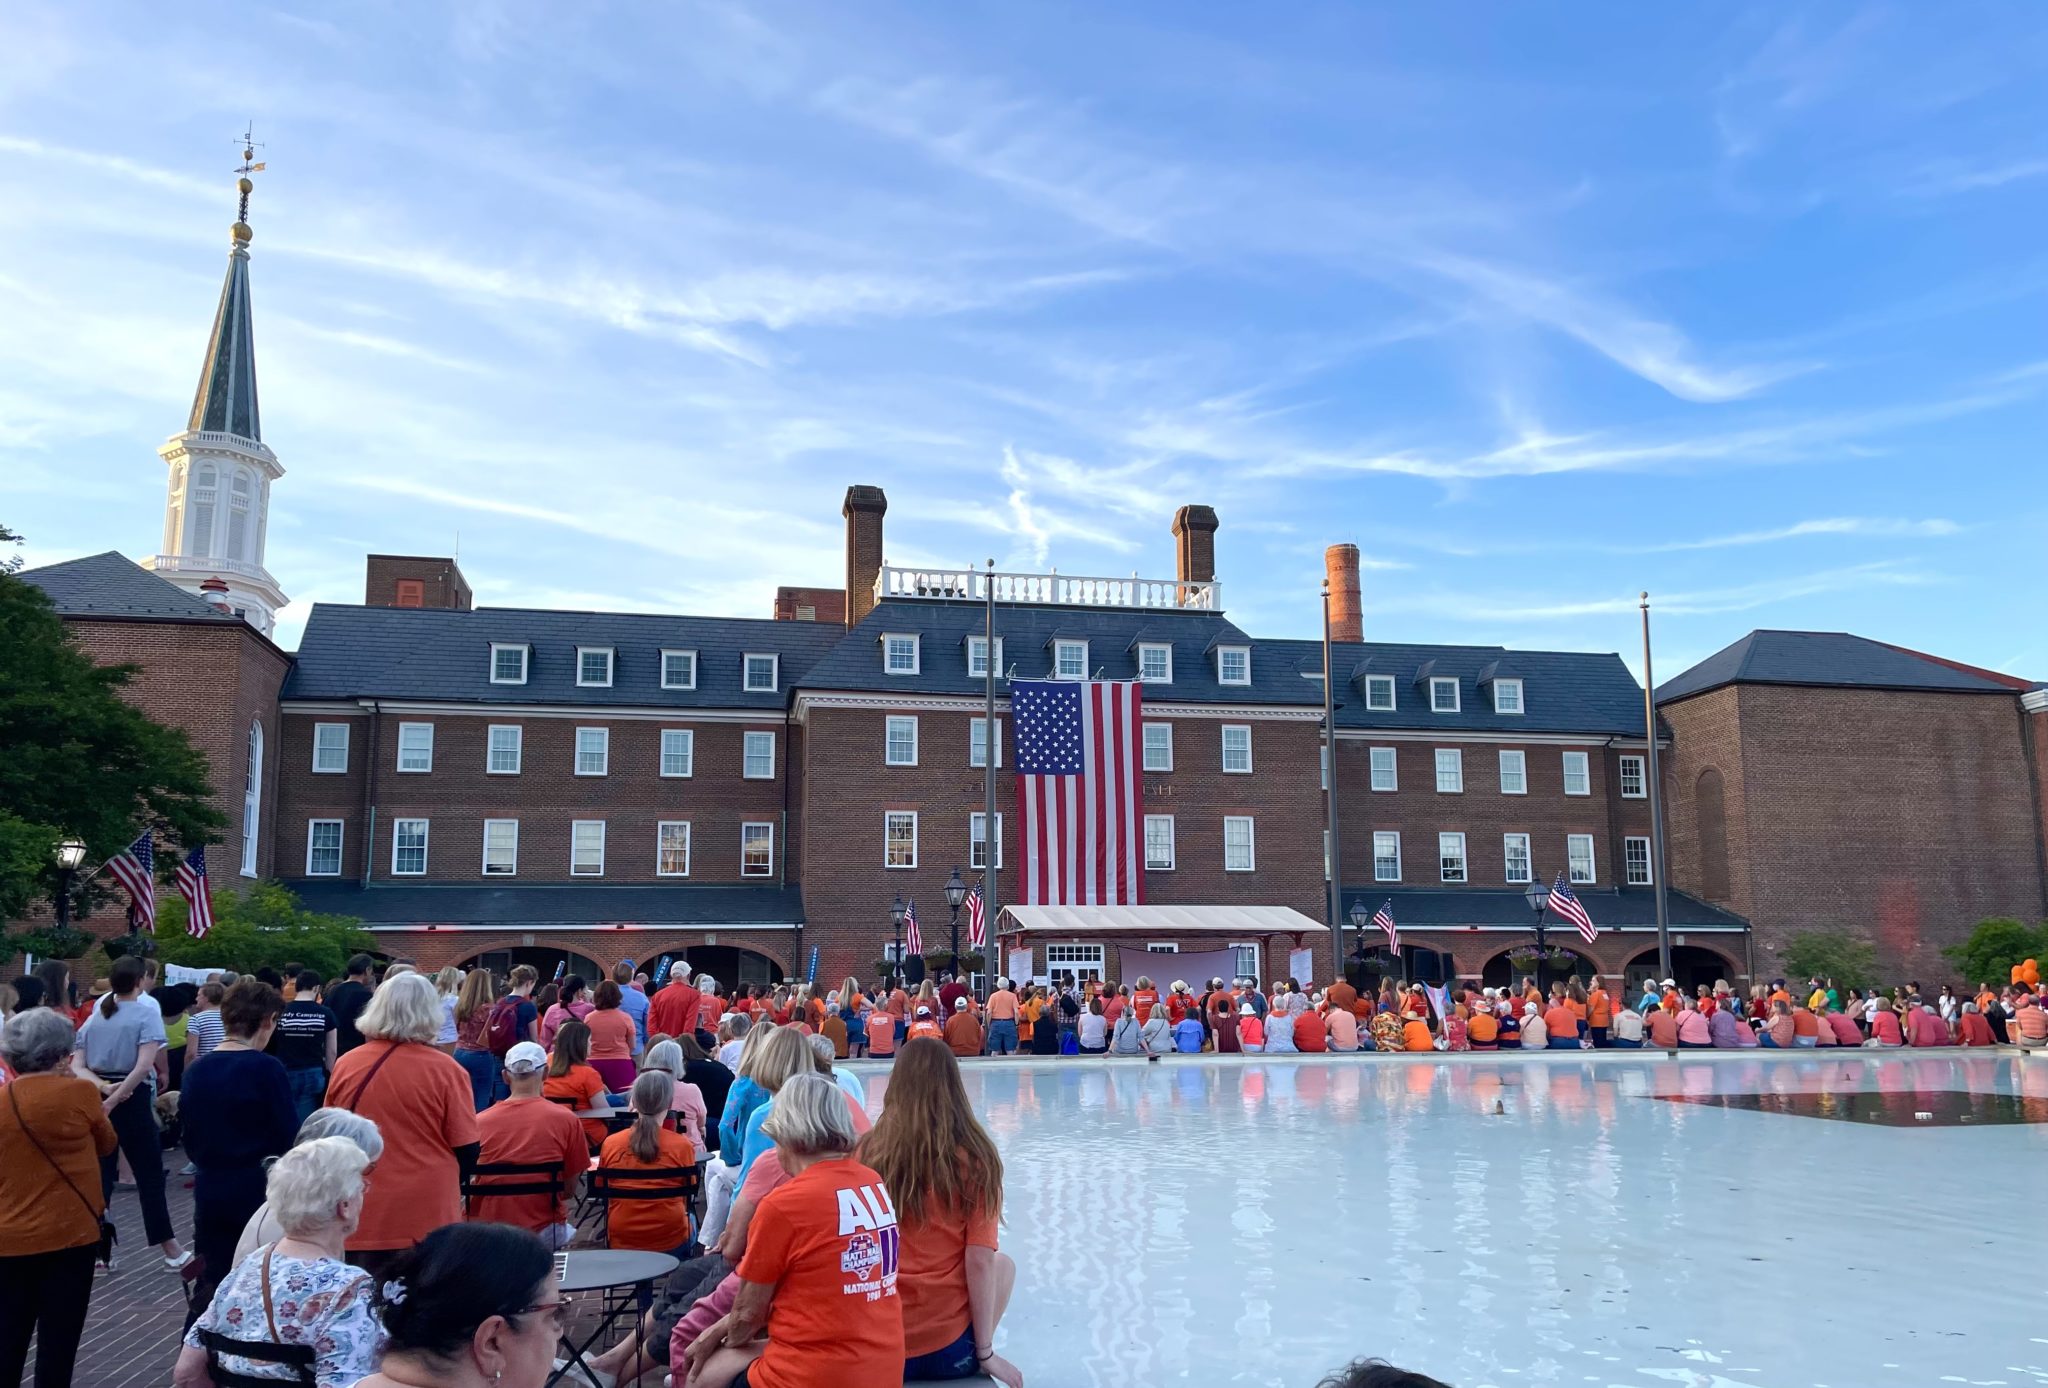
[33,1174,198,1388]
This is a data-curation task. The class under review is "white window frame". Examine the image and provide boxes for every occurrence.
[489,643,528,685]
[1434,747,1464,793]
[1369,746,1397,792]
[1044,943,1106,982]
[1142,722,1173,773]
[1143,814,1176,870]
[482,819,519,877]
[885,716,919,767]
[1221,724,1253,774]
[1625,835,1653,885]
[1365,675,1396,711]
[575,726,610,777]
[1053,639,1088,680]
[1498,749,1527,796]
[883,811,919,869]
[967,636,1005,679]
[1216,645,1252,686]
[1438,831,1467,884]
[487,724,523,776]
[1503,832,1532,884]
[312,722,350,774]
[743,730,776,780]
[1223,815,1256,872]
[1137,642,1173,683]
[970,812,1005,870]
[657,821,692,878]
[743,653,779,693]
[391,818,429,876]
[570,820,606,877]
[305,819,344,876]
[969,718,1004,769]
[1372,830,1401,882]
[882,633,921,676]
[396,722,434,773]
[660,728,695,779]
[1619,755,1647,799]
[1430,677,1461,713]
[1492,678,1524,715]
[1563,750,1591,796]
[1228,942,1261,984]
[660,649,698,691]
[741,822,775,877]
[1568,833,1596,884]
[576,646,615,688]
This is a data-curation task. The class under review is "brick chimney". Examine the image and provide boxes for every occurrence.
[197,574,235,617]
[843,485,888,626]
[1324,543,1362,642]
[1171,504,1218,602]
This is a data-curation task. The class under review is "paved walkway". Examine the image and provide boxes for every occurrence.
[33,1172,199,1388]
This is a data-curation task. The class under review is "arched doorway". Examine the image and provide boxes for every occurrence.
[651,945,785,992]
[1480,946,1596,991]
[1624,944,1738,997]
[458,946,605,989]
[1348,944,1454,989]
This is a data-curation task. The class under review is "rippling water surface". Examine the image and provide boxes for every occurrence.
[853,1052,2048,1388]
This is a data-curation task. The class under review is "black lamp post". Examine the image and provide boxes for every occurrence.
[1523,877,1552,1000]
[888,894,907,989]
[943,866,968,982]
[53,837,86,937]
[1346,899,1368,984]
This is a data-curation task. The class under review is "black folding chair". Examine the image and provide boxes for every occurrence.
[585,1164,701,1249]
[197,1327,316,1388]
[462,1160,566,1220]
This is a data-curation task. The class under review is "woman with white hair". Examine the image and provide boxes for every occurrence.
[233,1109,385,1262]
[322,973,478,1277]
[173,1137,384,1388]
[637,1038,708,1149]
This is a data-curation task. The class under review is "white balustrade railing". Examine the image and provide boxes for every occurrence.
[875,565,1220,611]
[146,554,271,580]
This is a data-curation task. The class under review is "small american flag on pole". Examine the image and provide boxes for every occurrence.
[965,881,986,948]
[175,846,215,939]
[1013,679,1144,905]
[1371,900,1398,954]
[105,832,156,931]
[1550,872,1599,944]
[904,899,924,957]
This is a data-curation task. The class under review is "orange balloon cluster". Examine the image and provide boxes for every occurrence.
[2013,958,2040,988]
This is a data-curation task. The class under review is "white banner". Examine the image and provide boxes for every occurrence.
[1008,949,1034,985]
[1288,948,1314,986]
[165,962,229,985]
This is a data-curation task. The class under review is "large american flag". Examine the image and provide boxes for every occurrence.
[965,881,986,948]
[1013,679,1144,905]
[903,899,924,957]
[105,832,156,931]
[175,847,215,939]
[1550,873,1599,944]
[1372,900,1399,953]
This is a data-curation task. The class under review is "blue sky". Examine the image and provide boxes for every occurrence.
[3,3,2045,681]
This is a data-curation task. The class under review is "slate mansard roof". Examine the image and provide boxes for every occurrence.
[17,552,241,622]
[1655,630,2030,704]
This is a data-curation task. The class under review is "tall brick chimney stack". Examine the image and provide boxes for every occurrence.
[843,484,888,626]
[1171,504,1218,602]
[1324,543,1362,642]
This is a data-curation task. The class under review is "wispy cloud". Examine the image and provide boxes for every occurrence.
[1902,155,2048,197]
[1380,562,1939,624]
[1628,516,1961,553]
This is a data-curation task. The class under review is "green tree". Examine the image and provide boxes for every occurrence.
[1779,930,1879,991]
[0,541,224,940]
[1941,918,2048,988]
[150,881,372,980]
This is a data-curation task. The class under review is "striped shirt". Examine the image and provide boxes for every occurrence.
[187,1009,226,1061]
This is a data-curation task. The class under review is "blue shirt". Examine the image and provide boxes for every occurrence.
[1173,1019,1204,1053]
[618,985,651,1049]
[718,1076,768,1160]
[736,1100,775,1181]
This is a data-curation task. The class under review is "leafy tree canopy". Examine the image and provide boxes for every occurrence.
[1778,930,1879,992]
[151,881,372,981]
[1941,918,2048,988]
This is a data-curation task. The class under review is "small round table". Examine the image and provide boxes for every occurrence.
[549,1249,679,1388]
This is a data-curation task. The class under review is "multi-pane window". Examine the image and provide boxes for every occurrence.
[1369,746,1397,791]
[883,634,920,675]
[969,718,1004,769]
[1492,678,1523,714]
[391,819,429,876]
[482,819,518,876]
[1438,832,1467,883]
[1221,725,1252,774]
[1619,755,1646,798]
[570,820,606,876]
[575,727,609,776]
[1045,943,1105,980]
[661,650,697,690]
[657,822,692,877]
[743,654,778,692]
[306,820,343,876]
[1568,833,1596,883]
[1503,833,1532,883]
[884,812,918,869]
[396,722,433,773]
[1373,831,1401,882]
[1434,748,1463,793]
[312,723,349,773]
[1142,723,1173,772]
[967,636,1004,678]
[741,822,774,876]
[1625,835,1653,885]
[885,717,918,767]
[1430,678,1460,713]
[743,731,775,779]
[488,725,522,775]
[970,813,1004,870]
[660,729,694,778]
[1562,751,1591,796]
[1498,749,1527,795]
[1230,943,1260,983]
[490,644,528,684]
[577,647,614,687]
[1054,640,1088,680]
[1223,816,1256,871]
[1137,643,1172,682]
[1217,647,1251,685]
[1144,815,1175,870]
[1365,676,1396,711]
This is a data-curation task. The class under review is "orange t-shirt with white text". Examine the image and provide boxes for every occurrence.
[1132,989,1159,1024]
[736,1158,904,1388]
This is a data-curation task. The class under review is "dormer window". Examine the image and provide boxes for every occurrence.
[577,647,614,688]
[1137,643,1173,683]
[1216,646,1251,686]
[1364,675,1395,711]
[1054,640,1088,680]
[661,649,698,690]
[967,636,1005,679]
[1491,678,1523,714]
[1430,677,1460,713]
[490,643,528,685]
[743,653,779,692]
[883,633,920,675]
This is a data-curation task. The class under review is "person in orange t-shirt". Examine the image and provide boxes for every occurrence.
[1466,1008,1499,1049]
[684,1075,904,1388]
[541,1019,618,1148]
[1402,1017,1435,1052]
[907,1007,944,1042]
[1543,1000,1580,1050]
[1293,1006,1327,1053]
[1130,978,1160,1026]
[866,1010,899,1057]
[471,1042,587,1247]
[597,1070,697,1257]
[1587,981,1614,1047]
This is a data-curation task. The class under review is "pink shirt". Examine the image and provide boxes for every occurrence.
[1825,1013,1862,1047]
[1906,1010,1950,1047]
[1239,1016,1264,1048]
[1325,1009,1359,1051]
[1869,1010,1903,1045]
[1676,1011,1711,1045]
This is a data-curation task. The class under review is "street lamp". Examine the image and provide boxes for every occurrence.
[1346,899,1368,984]
[53,838,87,936]
[888,894,907,989]
[1523,877,1552,1000]
[943,866,968,982]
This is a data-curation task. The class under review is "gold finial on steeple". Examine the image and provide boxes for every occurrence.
[232,123,265,244]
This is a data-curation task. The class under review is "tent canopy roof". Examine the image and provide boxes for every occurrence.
[997,904,1327,936]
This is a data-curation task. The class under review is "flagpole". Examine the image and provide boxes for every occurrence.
[1641,592,1673,981]
[983,558,999,982]
[1321,578,1343,984]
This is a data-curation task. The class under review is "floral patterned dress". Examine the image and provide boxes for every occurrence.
[184,1244,384,1388]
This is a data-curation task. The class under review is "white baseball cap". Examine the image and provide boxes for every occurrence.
[504,1041,548,1074]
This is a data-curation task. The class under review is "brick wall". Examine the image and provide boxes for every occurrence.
[1660,687,1754,921]
[382,927,798,977]
[364,555,471,610]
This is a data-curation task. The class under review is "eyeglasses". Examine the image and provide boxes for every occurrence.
[510,1301,565,1331]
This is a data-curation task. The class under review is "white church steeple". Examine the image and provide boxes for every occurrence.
[144,132,288,637]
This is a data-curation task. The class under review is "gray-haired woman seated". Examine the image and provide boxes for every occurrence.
[173,1137,384,1388]
[232,1109,385,1263]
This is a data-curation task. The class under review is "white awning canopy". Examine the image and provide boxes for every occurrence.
[996,904,1328,937]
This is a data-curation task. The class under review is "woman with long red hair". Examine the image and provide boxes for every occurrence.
[858,1039,1022,1386]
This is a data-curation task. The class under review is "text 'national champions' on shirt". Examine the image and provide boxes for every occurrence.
[836,1182,900,1302]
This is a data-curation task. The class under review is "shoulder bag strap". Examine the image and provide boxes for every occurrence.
[340,1043,401,1113]
[260,1243,285,1342]
[7,1085,106,1222]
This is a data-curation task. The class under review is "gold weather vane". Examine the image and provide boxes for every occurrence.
[233,124,266,234]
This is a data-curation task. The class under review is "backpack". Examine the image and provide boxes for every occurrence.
[484,997,523,1057]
